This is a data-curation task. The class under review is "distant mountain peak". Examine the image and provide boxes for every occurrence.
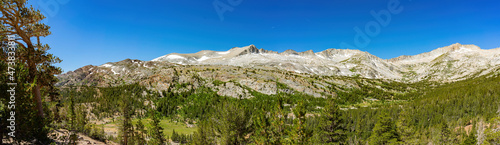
[281,49,299,55]
[236,44,260,55]
[299,50,315,56]
[389,43,483,63]
[437,43,481,52]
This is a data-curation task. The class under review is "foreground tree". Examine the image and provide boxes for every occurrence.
[1,1,61,143]
[318,98,347,144]
[0,59,52,143]
[1,0,62,118]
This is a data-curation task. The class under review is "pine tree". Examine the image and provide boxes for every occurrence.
[0,62,51,143]
[80,106,90,133]
[291,101,313,144]
[68,88,80,144]
[191,121,214,145]
[148,110,165,144]
[135,118,146,145]
[484,106,500,144]
[439,121,451,144]
[172,129,178,142]
[252,110,273,144]
[119,94,133,145]
[268,95,289,144]
[210,101,253,145]
[69,88,77,131]
[1,1,61,143]
[1,0,62,118]
[368,112,399,145]
[462,131,477,145]
[397,108,415,144]
[251,95,289,144]
[318,98,347,144]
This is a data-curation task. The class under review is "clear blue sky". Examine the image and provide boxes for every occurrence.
[34,0,500,72]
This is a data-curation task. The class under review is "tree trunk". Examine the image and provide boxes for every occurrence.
[33,84,44,117]
[28,60,44,118]
[26,41,44,118]
[124,126,128,145]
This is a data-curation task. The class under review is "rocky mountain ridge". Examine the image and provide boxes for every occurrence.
[151,43,500,82]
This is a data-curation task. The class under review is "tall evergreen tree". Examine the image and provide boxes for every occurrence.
[119,93,133,145]
[211,101,253,145]
[1,1,61,143]
[251,95,288,144]
[191,120,214,145]
[369,112,399,145]
[148,110,165,144]
[135,118,146,145]
[252,110,273,144]
[397,108,416,144]
[318,98,347,144]
[68,88,78,145]
[1,0,62,118]
[192,101,253,145]
[291,101,313,144]
[0,61,52,143]
[69,87,76,131]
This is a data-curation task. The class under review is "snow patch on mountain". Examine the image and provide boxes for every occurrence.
[456,47,473,53]
[110,68,119,75]
[101,64,113,68]
[167,55,186,60]
[217,51,230,55]
[197,56,211,62]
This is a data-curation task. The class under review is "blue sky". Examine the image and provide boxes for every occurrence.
[33,0,500,72]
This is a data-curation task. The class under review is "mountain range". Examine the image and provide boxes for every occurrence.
[151,43,500,81]
[56,43,500,98]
